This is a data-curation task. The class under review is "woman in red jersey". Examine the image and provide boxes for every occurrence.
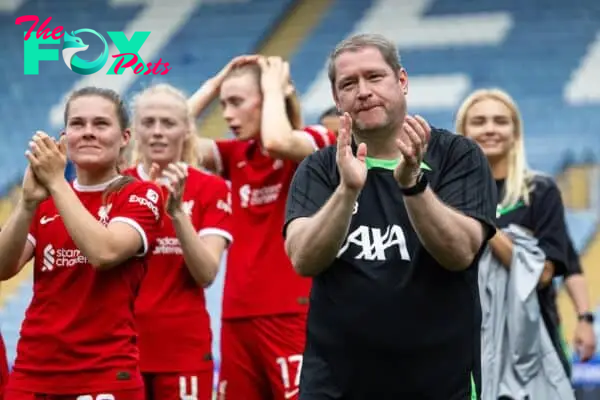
[0,87,164,400]
[189,55,336,400]
[124,84,233,400]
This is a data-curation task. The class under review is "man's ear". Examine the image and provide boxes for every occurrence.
[398,68,409,95]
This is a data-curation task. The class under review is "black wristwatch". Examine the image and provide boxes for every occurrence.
[400,172,428,197]
[578,312,595,324]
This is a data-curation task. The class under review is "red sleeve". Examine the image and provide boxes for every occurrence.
[110,181,165,256]
[302,125,337,149]
[214,139,238,180]
[196,176,233,244]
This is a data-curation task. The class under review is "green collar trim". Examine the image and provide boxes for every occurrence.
[365,157,432,171]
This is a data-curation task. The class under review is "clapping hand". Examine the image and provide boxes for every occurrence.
[393,115,431,188]
[336,113,367,193]
[25,131,67,190]
[149,162,188,217]
[21,165,49,211]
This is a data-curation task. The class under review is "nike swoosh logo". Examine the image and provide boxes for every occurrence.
[40,215,59,225]
[284,389,299,399]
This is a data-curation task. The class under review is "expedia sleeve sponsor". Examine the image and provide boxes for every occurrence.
[128,194,160,221]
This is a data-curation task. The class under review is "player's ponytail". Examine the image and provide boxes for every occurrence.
[103,148,136,204]
[63,86,136,204]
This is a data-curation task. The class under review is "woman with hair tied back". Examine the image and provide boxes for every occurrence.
[189,55,336,400]
[0,86,165,400]
[456,88,595,396]
[123,83,233,400]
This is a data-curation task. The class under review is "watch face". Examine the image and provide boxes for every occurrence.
[580,313,595,323]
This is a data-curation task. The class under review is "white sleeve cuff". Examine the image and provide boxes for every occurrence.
[300,130,319,151]
[110,217,149,257]
[27,234,36,247]
[198,227,233,244]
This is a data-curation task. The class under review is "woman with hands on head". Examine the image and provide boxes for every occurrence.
[189,55,336,400]
[0,87,164,400]
[123,83,233,400]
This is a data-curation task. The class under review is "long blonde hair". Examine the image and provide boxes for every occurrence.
[131,83,198,166]
[455,88,533,207]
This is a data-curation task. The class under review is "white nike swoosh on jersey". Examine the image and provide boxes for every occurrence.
[40,215,60,225]
[237,161,246,168]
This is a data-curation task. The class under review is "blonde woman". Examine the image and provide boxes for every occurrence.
[124,84,233,400]
[456,88,596,377]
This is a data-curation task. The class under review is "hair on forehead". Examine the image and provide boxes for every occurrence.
[64,86,130,130]
[225,63,261,81]
[327,33,403,86]
[132,83,189,112]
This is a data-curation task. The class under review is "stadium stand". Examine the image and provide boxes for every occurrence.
[0,0,599,394]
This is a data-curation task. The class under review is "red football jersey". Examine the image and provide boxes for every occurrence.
[8,177,164,394]
[125,164,233,372]
[214,125,336,319]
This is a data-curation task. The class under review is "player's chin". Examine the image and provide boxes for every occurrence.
[70,154,113,170]
[148,151,175,166]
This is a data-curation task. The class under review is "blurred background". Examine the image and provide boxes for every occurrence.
[0,0,599,397]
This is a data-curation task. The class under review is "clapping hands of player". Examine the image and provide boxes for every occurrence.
[258,56,295,97]
[149,162,188,217]
[25,131,67,190]
[393,115,431,188]
[21,165,49,211]
[336,113,367,193]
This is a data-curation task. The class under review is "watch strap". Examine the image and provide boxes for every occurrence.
[400,172,428,196]
[578,312,595,324]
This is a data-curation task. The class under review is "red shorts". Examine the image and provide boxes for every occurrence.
[4,388,144,400]
[0,335,9,400]
[143,371,213,400]
[217,314,306,400]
